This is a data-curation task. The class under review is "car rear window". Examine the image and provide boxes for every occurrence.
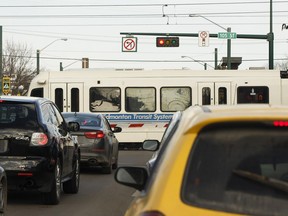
[0,102,38,128]
[182,121,288,216]
[63,114,101,127]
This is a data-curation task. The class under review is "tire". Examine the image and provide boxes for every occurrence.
[102,162,112,174]
[112,156,118,170]
[0,178,7,215]
[42,159,62,205]
[63,155,80,194]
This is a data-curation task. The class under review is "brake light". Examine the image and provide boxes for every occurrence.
[273,121,288,127]
[140,211,165,216]
[84,131,105,139]
[31,133,48,145]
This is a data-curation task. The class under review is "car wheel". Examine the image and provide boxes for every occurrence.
[43,159,62,205]
[0,178,7,214]
[102,161,112,174]
[112,156,118,170]
[63,155,80,194]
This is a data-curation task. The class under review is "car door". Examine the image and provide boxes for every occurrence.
[102,116,118,159]
[41,102,68,173]
[51,103,75,176]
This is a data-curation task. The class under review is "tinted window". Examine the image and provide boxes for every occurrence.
[218,87,227,104]
[183,121,288,216]
[55,88,63,112]
[71,88,79,112]
[237,86,269,103]
[30,88,43,97]
[63,114,101,127]
[202,87,211,105]
[0,102,38,129]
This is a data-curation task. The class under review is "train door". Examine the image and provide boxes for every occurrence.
[50,83,84,112]
[197,82,231,105]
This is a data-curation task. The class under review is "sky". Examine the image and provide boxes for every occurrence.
[1,0,288,71]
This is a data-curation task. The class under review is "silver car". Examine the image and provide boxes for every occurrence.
[62,112,122,174]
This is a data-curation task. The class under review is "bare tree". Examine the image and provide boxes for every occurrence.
[274,58,288,71]
[2,41,37,95]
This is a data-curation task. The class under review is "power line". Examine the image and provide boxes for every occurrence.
[5,54,287,64]
[0,1,287,8]
[0,10,287,19]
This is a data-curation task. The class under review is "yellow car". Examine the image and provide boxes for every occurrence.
[115,105,288,216]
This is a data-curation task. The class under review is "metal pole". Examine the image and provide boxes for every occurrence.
[60,62,63,71]
[269,0,274,69]
[204,63,207,70]
[215,48,218,69]
[36,49,40,74]
[227,27,231,69]
[0,26,2,94]
[36,38,67,74]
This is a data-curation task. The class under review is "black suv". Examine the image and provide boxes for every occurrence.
[0,96,80,205]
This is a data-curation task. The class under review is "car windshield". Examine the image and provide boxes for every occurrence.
[63,114,101,127]
[0,102,38,129]
[183,121,288,216]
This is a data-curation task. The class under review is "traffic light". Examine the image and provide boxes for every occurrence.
[156,37,179,47]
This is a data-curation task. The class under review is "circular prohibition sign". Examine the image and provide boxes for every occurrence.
[124,38,136,51]
[200,31,208,39]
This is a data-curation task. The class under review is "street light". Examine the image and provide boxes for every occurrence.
[60,59,81,71]
[181,56,214,70]
[189,14,231,69]
[36,38,68,74]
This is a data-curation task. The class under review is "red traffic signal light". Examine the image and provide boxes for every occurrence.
[156,37,179,47]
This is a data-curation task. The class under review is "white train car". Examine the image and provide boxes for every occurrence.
[28,68,288,148]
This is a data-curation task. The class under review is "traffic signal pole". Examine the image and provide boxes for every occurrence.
[120,0,274,70]
[120,32,273,69]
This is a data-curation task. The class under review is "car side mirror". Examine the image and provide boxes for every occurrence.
[142,140,160,151]
[112,126,122,133]
[114,167,148,191]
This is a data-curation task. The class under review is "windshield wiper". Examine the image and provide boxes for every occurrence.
[233,169,288,193]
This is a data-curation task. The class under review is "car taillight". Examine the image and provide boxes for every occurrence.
[140,211,165,216]
[31,133,48,146]
[274,121,288,127]
[84,131,105,139]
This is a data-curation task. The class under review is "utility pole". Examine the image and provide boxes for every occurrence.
[0,26,2,95]
[215,48,218,69]
[269,0,274,69]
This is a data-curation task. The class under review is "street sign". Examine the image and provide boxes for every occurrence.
[122,37,137,52]
[2,76,11,95]
[198,31,209,47]
[218,32,237,39]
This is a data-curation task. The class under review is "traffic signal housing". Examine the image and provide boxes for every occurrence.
[156,37,179,47]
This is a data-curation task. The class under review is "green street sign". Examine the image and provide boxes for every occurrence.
[218,32,237,39]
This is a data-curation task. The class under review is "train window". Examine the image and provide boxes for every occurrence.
[55,88,63,112]
[89,87,121,112]
[71,88,79,112]
[160,87,191,112]
[30,88,43,97]
[125,87,156,112]
[237,86,269,104]
[218,87,227,104]
[202,87,211,105]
